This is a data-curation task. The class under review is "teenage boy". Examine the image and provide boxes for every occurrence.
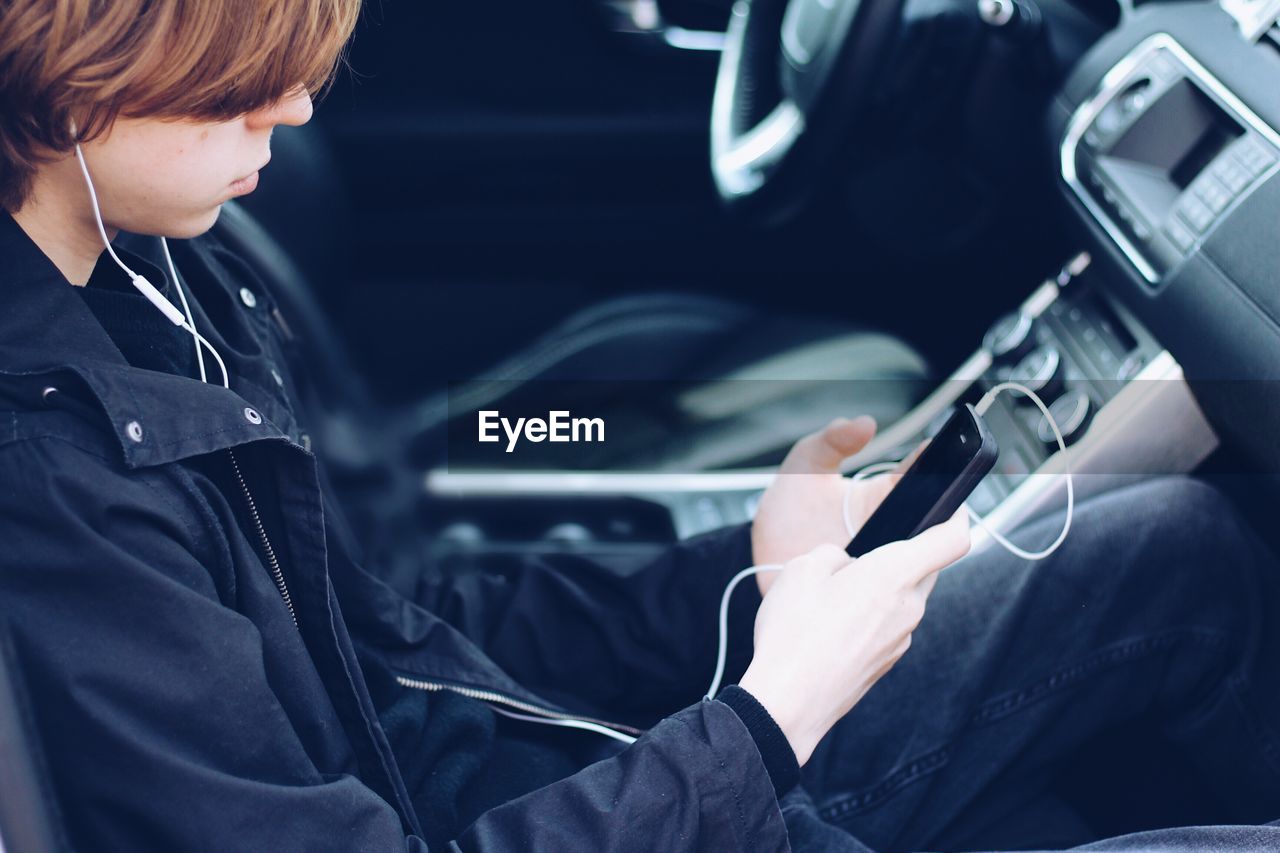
[1,2,1277,851]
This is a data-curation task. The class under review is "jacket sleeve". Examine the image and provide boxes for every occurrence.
[0,440,428,853]
[455,698,790,852]
[334,517,764,717]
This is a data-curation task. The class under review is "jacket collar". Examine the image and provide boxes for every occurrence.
[0,210,292,467]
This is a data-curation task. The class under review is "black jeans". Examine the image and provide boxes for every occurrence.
[785,477,1280,851]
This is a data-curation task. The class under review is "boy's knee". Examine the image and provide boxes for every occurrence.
[1044,478,1253,604]
[1087,478,1236,554]
[1115,478,1264,607]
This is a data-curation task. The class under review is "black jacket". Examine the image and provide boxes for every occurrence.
[0,211,789,851]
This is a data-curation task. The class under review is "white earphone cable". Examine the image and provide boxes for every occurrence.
[488,706,638,745]
[72,140,142,283]
[970,382,1073,560]
[161,237,229,388]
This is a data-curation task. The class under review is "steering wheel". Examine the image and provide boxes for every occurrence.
[711,0,907,221]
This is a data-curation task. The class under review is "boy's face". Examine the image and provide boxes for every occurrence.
[62,87,313,239]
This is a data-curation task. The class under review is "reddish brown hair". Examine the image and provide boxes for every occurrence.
[0,0,361,211]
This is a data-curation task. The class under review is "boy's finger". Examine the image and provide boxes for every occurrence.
[782,416,877,475]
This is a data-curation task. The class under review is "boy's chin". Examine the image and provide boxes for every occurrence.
[165,204,224,239]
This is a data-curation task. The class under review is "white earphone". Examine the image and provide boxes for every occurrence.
[71,125,229,388]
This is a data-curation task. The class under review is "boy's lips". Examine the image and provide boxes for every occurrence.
[228,156,269,196]
[228,170,259,195]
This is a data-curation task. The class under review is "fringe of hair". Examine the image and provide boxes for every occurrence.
[0,0,361,211]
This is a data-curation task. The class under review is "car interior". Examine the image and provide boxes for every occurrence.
[6,0,1280,849]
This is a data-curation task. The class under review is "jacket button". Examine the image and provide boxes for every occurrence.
[125,421,144,443]
[239,287,258,309]
[41,386,58,404]
[243,407,263,425]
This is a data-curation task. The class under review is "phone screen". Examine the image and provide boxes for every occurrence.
[845,405,996,557]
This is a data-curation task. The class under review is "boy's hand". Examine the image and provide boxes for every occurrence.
[751,417,899,595]
[739,517,971,766]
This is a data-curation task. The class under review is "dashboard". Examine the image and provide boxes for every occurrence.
[1050,0,1280,472]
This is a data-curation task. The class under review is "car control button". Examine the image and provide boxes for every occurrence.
[1192,175,1232,214]
[1117,354,1146,380]
[1038,389,1093,448]
[1164,218,1196,253]
[1114,204,1150,241]
[1230,136,1275,177]
[1009,344,1065,403]
[1211,156,1251,194]
[983,312,1036,365]
[1176,196,1215,233]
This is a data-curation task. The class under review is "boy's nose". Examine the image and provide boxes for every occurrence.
[247,87,313,130]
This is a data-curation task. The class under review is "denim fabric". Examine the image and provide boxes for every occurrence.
[782,477,1280,851]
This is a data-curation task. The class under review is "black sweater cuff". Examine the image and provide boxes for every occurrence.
[716,684,801,797]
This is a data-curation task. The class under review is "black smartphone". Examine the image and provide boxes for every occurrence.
[845,404,998,557]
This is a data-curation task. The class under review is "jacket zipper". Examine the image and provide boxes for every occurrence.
[395,674,644,736]
[228,448,299,629]
[223,448,633,733]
